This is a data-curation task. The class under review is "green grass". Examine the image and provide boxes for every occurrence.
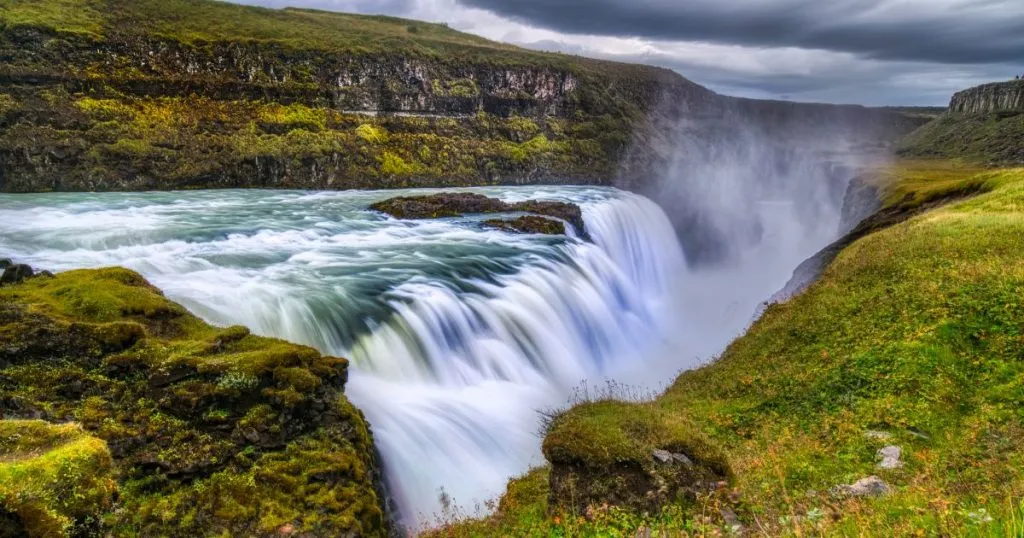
[0,0,660,75]
[0,0,105,35]
[434,162,1024,537]
[898,112,1024,166]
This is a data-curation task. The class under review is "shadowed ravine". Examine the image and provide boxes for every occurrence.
[0,182,846,529]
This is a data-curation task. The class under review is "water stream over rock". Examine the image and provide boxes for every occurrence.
[0,184,841,528]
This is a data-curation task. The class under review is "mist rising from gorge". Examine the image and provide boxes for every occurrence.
[621,93,892,359]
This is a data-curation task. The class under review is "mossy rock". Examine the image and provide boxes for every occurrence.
[370,193,586,235]
[0,268,387,536]
[542,400,731,515]
[0,420,116,538]
[370,192,509,219]
[484,216,566,235]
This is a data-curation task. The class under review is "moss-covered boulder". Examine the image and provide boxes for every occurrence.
[0,420,116,538]
[0,267,387,536]
[370,193,586,235]
[542,400,731,515]
[483,216,566,235]
[370,193,508,219]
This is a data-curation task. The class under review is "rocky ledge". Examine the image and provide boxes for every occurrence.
[483,216,565,235]
[369,193,586,236]
[0,265,388,537]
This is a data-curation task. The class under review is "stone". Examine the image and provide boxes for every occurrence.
[831,476,891,498]
[672,452,694,466]
[0,264,33,286]
[877,445,903,469]
[864,430,892,441]
[720,507,742,528]
[652,449,673,464]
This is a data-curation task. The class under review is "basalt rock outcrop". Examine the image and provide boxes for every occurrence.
[949,81,1024,115]
[0,266,389,537]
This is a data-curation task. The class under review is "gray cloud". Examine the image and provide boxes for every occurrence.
[226,0,1023,105]
[521,39,1019,106]
[457,0,1024,64]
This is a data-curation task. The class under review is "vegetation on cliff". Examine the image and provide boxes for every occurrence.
[898,110,1024,165]
[0,268,387,536]
[433,161,1024,536]
[898,81,1024,166]
[0,0,701,191]
[0,0,923,193]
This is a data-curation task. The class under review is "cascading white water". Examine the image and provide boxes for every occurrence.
[0,186,696,528]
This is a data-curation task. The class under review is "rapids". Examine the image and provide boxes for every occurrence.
[0,185,838,528]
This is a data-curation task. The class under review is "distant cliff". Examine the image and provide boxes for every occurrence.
[949,81,1024,114]
[0,0,924,195]
[899,81,1024,165]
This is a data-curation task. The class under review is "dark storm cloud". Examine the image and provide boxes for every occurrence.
[520,38,1018,106]
[457,0,1024,64]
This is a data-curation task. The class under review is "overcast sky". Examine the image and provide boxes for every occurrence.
[229,0,1024,106]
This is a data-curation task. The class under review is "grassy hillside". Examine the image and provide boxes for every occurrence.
[0,0,920,193]
[898,111,1024,165]
[434,161,1024,537]
[1,0,617,68]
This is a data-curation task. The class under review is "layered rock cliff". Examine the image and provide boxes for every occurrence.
[0,0,923,196]
[949,80,1024,114]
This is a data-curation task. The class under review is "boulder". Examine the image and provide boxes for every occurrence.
[370,193,587,236]
[543,400,731,515]
[0,264,33,286]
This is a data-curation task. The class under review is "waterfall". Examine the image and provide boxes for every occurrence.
[344,193,689,525]
[0,187,695,530]
[0,182,841,530]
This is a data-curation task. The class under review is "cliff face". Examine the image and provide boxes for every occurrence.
[949,81,1024,114]
[0,0,922,195]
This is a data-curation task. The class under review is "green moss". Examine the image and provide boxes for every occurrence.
[0,267,184,324]
[378,150,418,176]
[259,103,328,132]
[355,123,388,144]
[0,269,385,536]
[0,420,116,538]
[543,400,728,473]
[0,93,16,116]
